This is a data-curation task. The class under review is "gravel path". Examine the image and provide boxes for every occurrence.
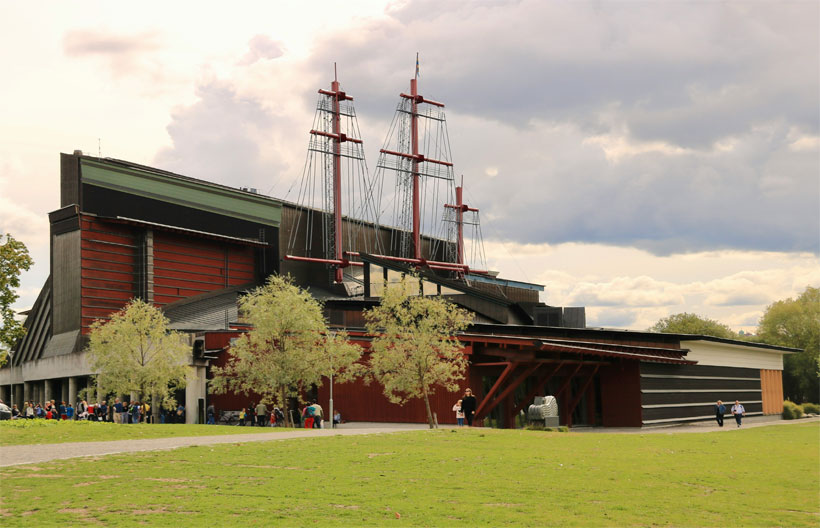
[2,417,815,468]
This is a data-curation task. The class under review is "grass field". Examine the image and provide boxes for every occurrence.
[1,423,818,527]
[0,419,286,446]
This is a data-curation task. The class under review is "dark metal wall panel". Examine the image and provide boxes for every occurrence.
[640,363,757,379]
[642,390,762,406]
[52,230,82,335]
[643,402,762,422]
[640,363,763,424]
[60,153,80,208]
[641,377,761,391]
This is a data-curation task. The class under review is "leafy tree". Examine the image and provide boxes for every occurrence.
[757,286,819,403]
[365,275,473,429]
[85,298,189,410]
[649,312,736,339]
[210,275,362,427]
[0,234,34,365]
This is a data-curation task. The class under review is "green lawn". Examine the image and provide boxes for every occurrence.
[0,419,286,446]
[1,424,818,527]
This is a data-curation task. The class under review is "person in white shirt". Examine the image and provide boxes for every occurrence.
[731,400,745,427]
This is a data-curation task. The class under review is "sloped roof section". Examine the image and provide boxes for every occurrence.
[10,277,52,367]
[162,285,248,332]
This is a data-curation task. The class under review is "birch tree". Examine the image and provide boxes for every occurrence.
[365,276,473,429]
[85,298,189,409]
[210,275,362,427]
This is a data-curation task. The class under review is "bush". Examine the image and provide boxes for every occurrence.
[782,400,804,420]
[800,402,819,414]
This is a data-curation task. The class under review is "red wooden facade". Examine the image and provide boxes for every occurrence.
[80,215,138,333]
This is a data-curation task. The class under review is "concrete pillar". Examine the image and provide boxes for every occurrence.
[24,381,32,403]
[68,377,78,408]
[14,384,23,408]
[185,365,206,424]
[44,379,54,403]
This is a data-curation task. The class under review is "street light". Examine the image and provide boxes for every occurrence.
[328,331,335,430]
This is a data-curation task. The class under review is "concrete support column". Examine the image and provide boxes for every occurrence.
[24,381,32,403]
[44,379,54,403]
[14,384,23,408]
[68,377,78,408]
[185,365,206,425]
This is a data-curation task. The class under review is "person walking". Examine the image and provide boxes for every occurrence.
[714,400,726,427]
[731,400,745,427]
[461,388,477,427]
[312,401,323,429]
[239,408,246,426]
[453,399,465,427]
[206,404,216,425]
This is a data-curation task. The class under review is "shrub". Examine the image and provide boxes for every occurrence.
[782,400,804,420]
[800,402,819,414]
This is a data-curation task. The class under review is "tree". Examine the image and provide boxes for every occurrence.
[365,275,473,429]
[0,234,34,366]
[210,275,362,427]
[757,286,819,403]
[649,312,736,339]
[85,298,189,410]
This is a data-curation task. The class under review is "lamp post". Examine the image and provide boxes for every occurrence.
[328,331,335,429]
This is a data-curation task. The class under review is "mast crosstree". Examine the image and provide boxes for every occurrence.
[287,63,488,283]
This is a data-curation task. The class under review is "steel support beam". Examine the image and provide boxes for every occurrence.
[475,363,541,423]
[511,361,565,416]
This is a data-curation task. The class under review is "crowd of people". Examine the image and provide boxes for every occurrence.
[0,397,186,424]
[232,400,341,428]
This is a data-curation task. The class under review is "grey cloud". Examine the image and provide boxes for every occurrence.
[154,80,285,190]
[307,1,818,147]
[288,1,819,255]
[63,29,160,56]
[238,35,285,66]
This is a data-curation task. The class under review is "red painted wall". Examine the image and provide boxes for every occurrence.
[153,231,255,306]
[598,361,642,427]
[80,216,137,333]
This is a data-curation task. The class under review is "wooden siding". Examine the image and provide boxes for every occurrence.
[760,369,784,415]
[683,340,785,370]
[599,361,642,427]
[80,216,137,333]
[152,232,255,306]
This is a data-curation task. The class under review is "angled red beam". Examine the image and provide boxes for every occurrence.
[343,252,490,274]
[400,92,444,107]
[310,129,363,144]
[379,148,454,167]
[565,365,600,428]
[318,88,353,101]
[471,362,512,367]
[511,361,565,416]
[473,361,517,419]
[283,255,363,267]
[475,363,542,422]
[554,362,584,400]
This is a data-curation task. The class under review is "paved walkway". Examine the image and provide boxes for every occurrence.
[0,424,428,468]
[1,417,816,468]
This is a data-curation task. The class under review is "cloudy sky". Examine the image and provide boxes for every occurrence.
[1,1,817,332]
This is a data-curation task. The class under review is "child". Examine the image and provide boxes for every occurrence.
[453,399,464,427]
